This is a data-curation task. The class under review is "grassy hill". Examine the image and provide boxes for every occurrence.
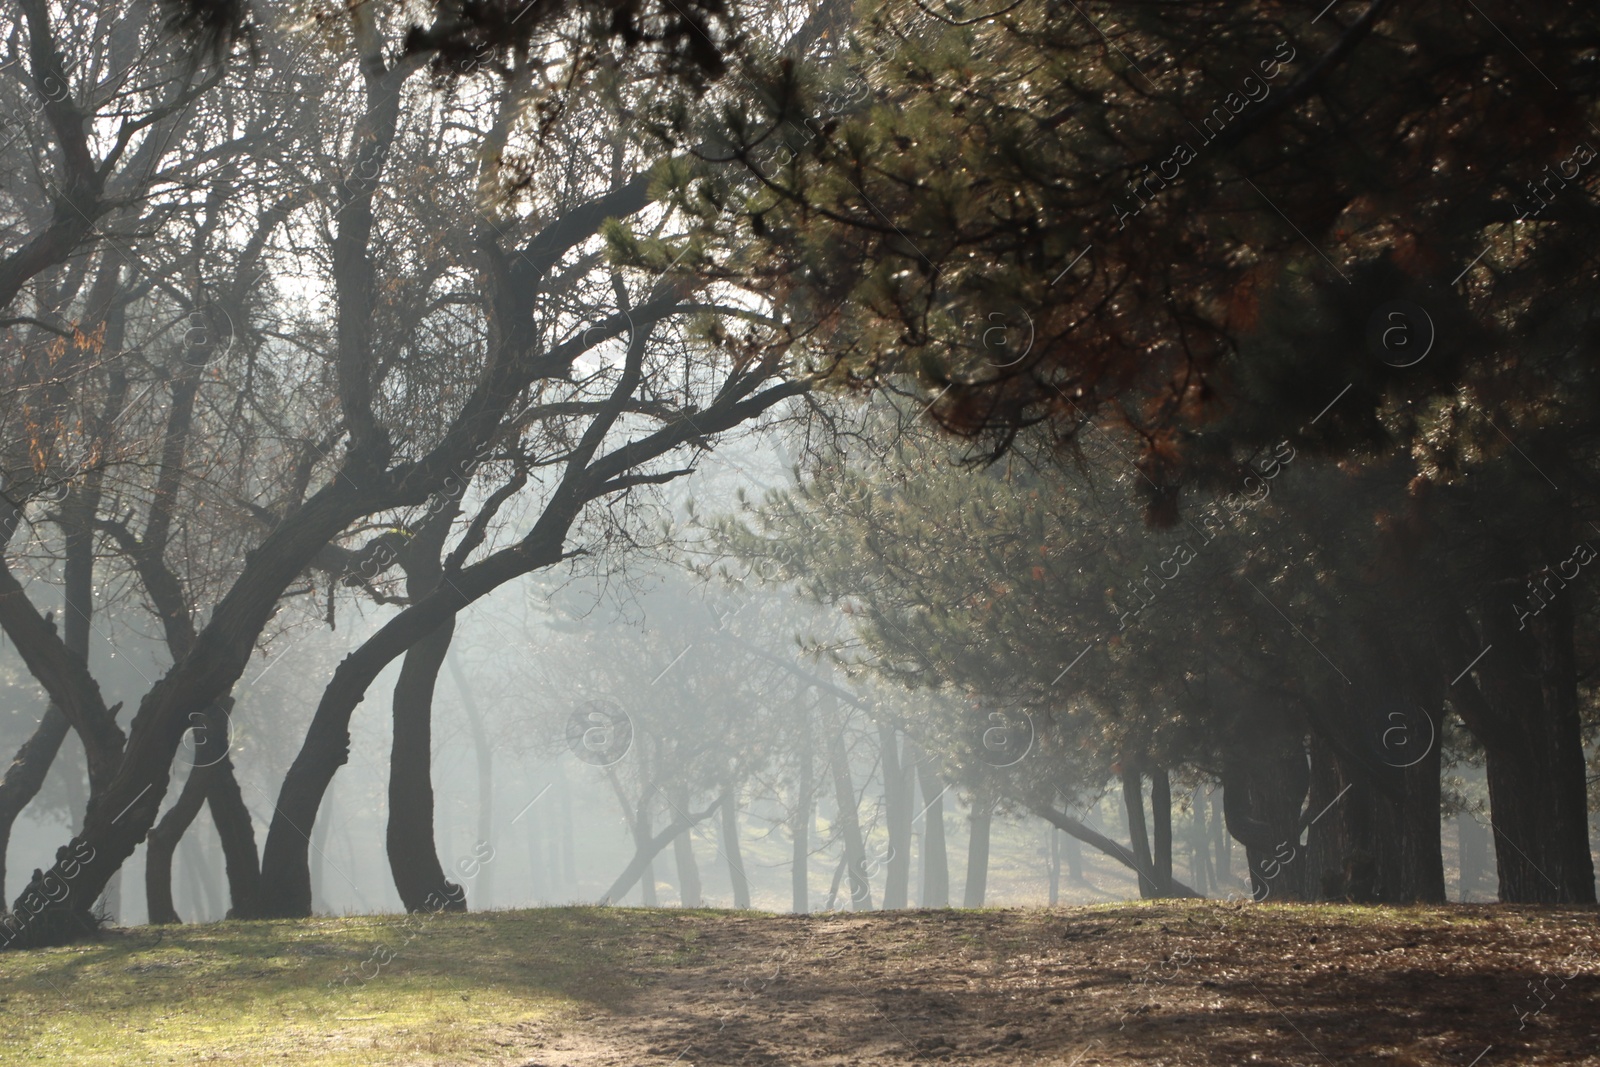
[1,903,1595,1065]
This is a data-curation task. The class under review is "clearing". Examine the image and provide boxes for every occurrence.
[0,903,1594,1066]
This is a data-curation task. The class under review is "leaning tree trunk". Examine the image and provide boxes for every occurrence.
[915,752,950,907]
[1032,804,1205,897]
[600,798,721,905]
[0,705,71,902]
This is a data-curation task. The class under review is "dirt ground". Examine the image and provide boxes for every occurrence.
[515,903,1599,1067]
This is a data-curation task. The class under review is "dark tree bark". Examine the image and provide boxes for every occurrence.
[915,754,949,907]
[386,615,464,913]
[385,506,465,914]
[1465,588,1595,903]
[1121,767,1158,899]
[1150,766,1173,897]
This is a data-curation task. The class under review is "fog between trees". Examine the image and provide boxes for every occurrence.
[2,0,1598,949]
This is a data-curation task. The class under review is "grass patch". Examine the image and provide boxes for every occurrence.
[0,907,671,1066]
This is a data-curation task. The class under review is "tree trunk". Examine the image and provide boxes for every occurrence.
[1150,766,1173,897]
[877,720,913,909]
[205,751,261,919]
[791,700,813,913]
[1473,588,1596,902]
[386,614,466,913]
[1032,804,1204,897]
[722,792,750,909]
[144,700,259,922]
[670,784,703,907]
[600,801,720,905]
[0,705,71,902]
[916,755,949,907]
[1121,767,1158,898]
[963,800,991,907]
[1210,788,1231,888]
[256,534,565,918]
[821,691,872,910]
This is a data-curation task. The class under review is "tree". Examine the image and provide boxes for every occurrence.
[688,0,1600,902]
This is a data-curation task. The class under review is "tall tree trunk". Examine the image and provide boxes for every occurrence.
[791,700,813,913]
[1210,787,1231,888]
[669,784,702,907]
[877,720,913,909]
[963,799,991,907]
[446,650,494,908]
[1122,767,1158,898]
[1470,586,1596,902]
[916,755,949,907]
[821,691,872,910]
[386,614,465,912]
[205,748,261,918]
[722,792,750,909]
[1150,766,1173,897]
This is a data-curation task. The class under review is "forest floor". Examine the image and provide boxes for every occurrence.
[0,902,1595,1066]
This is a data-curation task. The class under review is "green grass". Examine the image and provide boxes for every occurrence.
[0,907,671,1066]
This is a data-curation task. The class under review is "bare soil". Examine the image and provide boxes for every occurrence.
[522,903,1599,1067]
